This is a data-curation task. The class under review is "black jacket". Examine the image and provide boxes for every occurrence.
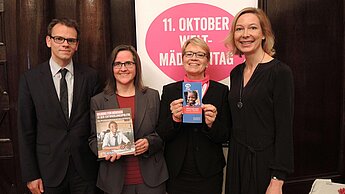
[18,61,100,186]
[157,80,231,178]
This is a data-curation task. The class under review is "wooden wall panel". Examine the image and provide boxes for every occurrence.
[110,0,136,47]
[17,0,49,71]
[263,0,344,193]
[78,0,111,86]
[0,158,17,193]
[3,1,24,193]
[51,0,77,19]
[2,0,23,193]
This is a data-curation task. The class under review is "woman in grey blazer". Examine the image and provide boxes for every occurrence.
[89,45,168,194]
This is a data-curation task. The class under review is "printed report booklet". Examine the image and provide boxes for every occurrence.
[95,108,135,158]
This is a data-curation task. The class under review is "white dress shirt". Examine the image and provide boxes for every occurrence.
[49,58,74,117]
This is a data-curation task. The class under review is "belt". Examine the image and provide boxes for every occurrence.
[233,138,273,194]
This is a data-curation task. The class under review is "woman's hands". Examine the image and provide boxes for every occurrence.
[170,99,183,122]
[265,178,284,194]
[202,104,217,128]
[105,138,149,162]
[105,152,122,162]
[134,138,149,156]
[170,98,217,127]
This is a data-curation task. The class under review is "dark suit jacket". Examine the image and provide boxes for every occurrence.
[157,80,231,179]
[89,88,168,194]
[18,61,100,187]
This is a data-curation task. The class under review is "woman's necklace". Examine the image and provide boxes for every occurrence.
[237,52,266,109]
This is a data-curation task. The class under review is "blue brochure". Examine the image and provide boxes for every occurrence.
[182,82,202,123]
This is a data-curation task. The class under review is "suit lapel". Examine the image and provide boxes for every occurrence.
[176,81,182,95]
[202,80,213,102]
[103,93,119,109]
[134,89,146,136]
[40,62,68,125]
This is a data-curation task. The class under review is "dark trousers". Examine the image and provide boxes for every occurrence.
[167,172,223,194]
[44,158,99,194]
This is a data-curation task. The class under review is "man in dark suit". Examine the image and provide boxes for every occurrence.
[18,18,100,194]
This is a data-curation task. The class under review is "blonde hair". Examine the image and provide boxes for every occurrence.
[225,7,275,56]
[182,37,210,62]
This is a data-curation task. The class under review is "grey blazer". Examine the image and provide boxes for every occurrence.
[89,88,168,194]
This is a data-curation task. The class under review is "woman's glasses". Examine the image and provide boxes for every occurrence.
[113,61,135,69]
[184,51,206,59]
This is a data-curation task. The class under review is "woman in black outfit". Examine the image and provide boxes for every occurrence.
[224,7,294,194]
[157,37,230,194]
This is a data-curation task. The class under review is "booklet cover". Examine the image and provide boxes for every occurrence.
[182,82,202,123]
[95,108,135,158]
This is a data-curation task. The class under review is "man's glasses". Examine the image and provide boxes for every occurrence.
[184,51,207,59]
[113,61,135,69]
[49,35,78,45]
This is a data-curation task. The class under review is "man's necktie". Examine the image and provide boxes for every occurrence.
[59,69,69,121]
[113,135,118,146]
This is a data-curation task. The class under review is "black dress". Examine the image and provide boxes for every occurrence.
[226,59,294,194]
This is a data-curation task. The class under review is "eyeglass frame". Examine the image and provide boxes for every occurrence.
[49,35,79,45]
[113,61,136,69]
[183,51,207,59]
